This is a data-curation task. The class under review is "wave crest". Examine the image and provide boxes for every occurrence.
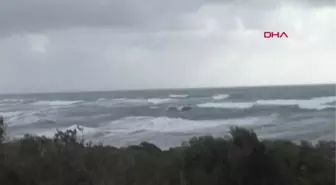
[169,94,189,98]
[256,96,336,110]
[198,96,336,110]
[147,98,173,104]
[212,94,230,100]
[197,102,254,109]
[32,100,83,106]
[100,116,273,134]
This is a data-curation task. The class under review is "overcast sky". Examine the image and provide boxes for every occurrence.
[0,0,335,93]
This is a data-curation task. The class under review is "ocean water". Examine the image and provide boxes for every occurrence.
[0,84,335,149]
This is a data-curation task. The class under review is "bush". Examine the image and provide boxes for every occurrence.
[0,117,5,144]
[0,119,334,185]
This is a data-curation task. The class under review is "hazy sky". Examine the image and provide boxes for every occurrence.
[0,0,335,93]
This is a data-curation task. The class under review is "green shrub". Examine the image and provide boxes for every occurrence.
[0,117,5,144]
[0,119,334,185]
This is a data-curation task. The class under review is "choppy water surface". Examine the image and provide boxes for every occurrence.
[1,84,335,149]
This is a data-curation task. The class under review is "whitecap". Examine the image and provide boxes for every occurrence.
[1,107,61,127]
[212,94,230,100]
[0,98,35,105]
[169,94,189,98]
[32,100,83,106]
[256,96,336,110]
[90,98,174,107]
[147,98,173,104]
[197,102,254,109]
[0,111,22,118]
[96,98,107,102]
[197,96,336,110]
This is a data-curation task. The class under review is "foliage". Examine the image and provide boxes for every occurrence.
[0,116,5,143]
[0,119,334,185]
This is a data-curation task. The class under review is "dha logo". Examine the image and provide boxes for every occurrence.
[264,32,288,39]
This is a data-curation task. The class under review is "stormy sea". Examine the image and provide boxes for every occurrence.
[0,84,335,149]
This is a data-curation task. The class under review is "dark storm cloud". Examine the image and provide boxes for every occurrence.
[0,0,204,36]
[0,0,334,37]
[0,0,335,36]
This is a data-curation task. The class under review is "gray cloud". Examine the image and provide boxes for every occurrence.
[0,0,204,36]
[207,0,335,7]
[0,0,334,37]
[0,0,335,93]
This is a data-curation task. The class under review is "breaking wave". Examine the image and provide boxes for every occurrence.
[1,108,60,127]
[147,98,173,104]
[169,94,189,98]
[256,96,336,110]
[32,100,83,106]
[1,97,175,108]
[90,97,175,107]
[197,96,336,110]
[0,98,35,105]
[197,102,254,109]
[212,94,230,100]
[0,99,26,103]
[25,116,276,139]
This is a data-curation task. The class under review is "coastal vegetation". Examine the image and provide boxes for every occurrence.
[0,116,335,185]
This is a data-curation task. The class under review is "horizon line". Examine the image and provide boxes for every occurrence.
[0,82,335,96]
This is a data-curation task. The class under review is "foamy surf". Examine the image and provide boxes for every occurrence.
[1,107,61,127]
[97,116,277,135]
[20,116,276,139]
